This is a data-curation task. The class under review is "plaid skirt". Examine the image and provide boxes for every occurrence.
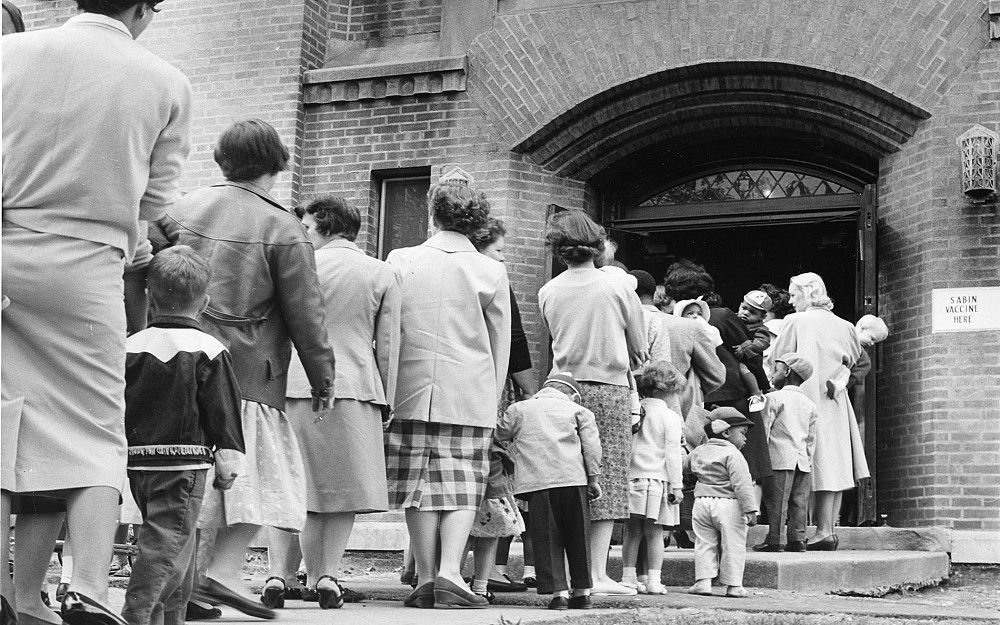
[385,420,490,512]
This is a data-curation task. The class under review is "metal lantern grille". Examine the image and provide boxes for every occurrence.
[956,124,999,197]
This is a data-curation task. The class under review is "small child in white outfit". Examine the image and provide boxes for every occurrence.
[826,314,889,398]
[621,361,686,595]
[685,407,758,598]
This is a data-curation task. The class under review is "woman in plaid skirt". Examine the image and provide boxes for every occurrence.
[385,169,511,609]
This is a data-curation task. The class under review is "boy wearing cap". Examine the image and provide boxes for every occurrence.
[494,373,603,610]
[753,353,818,553]
[734,290,774,411]
[684,407,757,598]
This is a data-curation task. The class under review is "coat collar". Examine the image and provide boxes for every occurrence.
[150,314,204,332]
[66,13,132,38]
[318,239,363,254]
[213,180,287,213]
[423,230,477,253]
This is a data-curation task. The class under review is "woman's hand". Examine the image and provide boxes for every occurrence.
[311,378,333,412]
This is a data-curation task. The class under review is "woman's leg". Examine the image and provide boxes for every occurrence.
[64,486,120,603]
[262,527,298,601]
[1,492,14,612]
[300,512,354,586]
[436,510,476,584]
[13,512,63,622]
[203,523,259,596]
[404,509,441,585]
[811,491,837,541]
[588,519,635,593]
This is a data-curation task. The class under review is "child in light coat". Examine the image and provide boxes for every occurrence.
[621,361,685,595]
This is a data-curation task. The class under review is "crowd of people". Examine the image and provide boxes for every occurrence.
[2,2,887,624]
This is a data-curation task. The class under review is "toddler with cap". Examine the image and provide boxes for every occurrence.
[494,372,603,611]
[753,353,818,553]
[684,408,758,598]
[734,290,775,411]
[825,314,889,399]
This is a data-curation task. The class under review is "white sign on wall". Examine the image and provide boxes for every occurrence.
[931,287,1000,333]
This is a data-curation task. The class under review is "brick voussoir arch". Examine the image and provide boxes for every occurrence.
[467,0,982,167]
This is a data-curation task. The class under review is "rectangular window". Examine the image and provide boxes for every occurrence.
[378,175,430,260]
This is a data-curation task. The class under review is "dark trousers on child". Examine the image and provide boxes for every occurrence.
[123,469,207,625]
[527,486,592,594]
[764,468,811,544]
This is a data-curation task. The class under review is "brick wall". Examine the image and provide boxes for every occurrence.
[329,0,442,42]
[878,43,1000,530]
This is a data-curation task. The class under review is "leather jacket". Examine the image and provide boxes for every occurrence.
[155,181,334,410]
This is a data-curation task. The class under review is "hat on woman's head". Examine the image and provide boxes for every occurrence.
[703,407,755,438]
[674,298,710,321]
[439,166,474,187]
[544,372,582,398]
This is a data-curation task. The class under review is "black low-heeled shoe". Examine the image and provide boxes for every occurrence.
[259,577,285,609]
[60,591,128,625]
[314,575,343,610]
[194,578,275,620]
[403,582,434,608]
[806,534,839,551]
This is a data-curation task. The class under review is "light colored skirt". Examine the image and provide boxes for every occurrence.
[199,400,306,532]
[628,478,679,526]
[385,420,490,512]
[1,224,127,492]
[287,397,388,514]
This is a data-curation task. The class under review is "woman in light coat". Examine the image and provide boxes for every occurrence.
[770,272,868,551]
[385,172,511,609]
[262,196,401,609]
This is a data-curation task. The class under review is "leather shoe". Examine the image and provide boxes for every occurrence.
[433,577,488,608]
[547,596,568,610]
[785,540,807,552]
[486,574,527,593]
[751,542,782,552]
[259,577,285,609]
[61,591,128,625]
[194,578,275,620]
[522,576,537,588]
[806,535,839,551]
[403,582,434,609]
[314,575,343,610]
[18,612,69,625]
[184,601,221,621]
[568,594,592,609]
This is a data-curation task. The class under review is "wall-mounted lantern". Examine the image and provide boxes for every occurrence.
[956,124,999,200]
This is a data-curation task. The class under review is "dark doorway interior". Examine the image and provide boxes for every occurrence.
[612,217,858,318]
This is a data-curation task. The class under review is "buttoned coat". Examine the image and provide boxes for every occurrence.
[286,239,401,408]
[762,385,818,472]
[386,231,511,427]
[158,182,334,411]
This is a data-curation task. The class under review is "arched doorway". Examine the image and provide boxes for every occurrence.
[514,61,929,523]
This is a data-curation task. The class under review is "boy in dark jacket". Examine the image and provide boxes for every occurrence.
[122,246,245,625]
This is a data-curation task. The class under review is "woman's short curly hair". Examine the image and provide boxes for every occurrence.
[789,272,833,311]
[468,217,507,252]
[76,0,162,15]
[635,360,685,397]
[214,119,289,183]
[662,259,715,303]
[544,210,605,265]
[304,196,360,241]
[428,182,490,235]
[759,283,794,319]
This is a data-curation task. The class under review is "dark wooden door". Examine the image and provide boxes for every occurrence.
[851,183,878,524]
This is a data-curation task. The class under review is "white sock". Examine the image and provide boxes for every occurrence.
[622,566,637,581]
[646,570,662,586]
[554,590,569,598]
[472,578,488,594]
[523,565,535,577]
[60,555,73,584]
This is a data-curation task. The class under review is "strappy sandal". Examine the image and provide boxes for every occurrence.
[314,575,343,610]
[260,577,286,609]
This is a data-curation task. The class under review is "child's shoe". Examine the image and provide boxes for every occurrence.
[620,578,645,593]
[688,579,712,596]
[644,581,668,595]
[748,394,766,412]
[725,585,749,598]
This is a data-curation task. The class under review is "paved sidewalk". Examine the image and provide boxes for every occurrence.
[88,571,1000,625]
